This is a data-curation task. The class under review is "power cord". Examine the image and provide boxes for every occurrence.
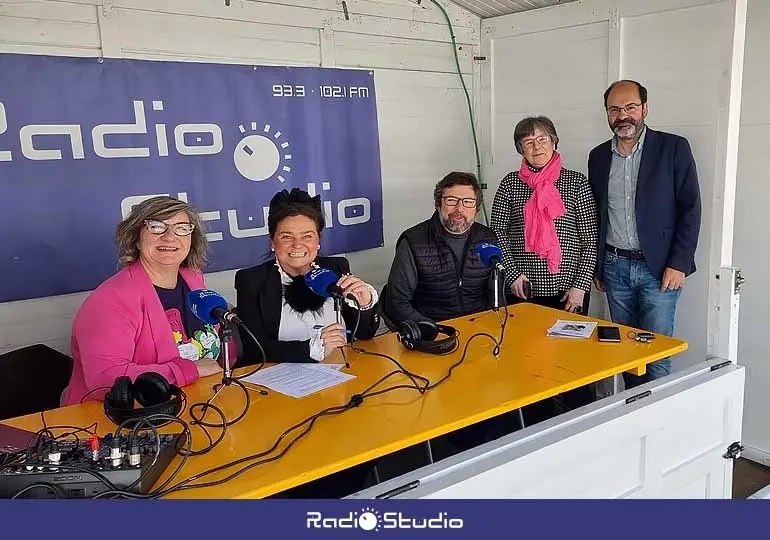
[428,0,488,225]
[92,414,195,499]
[151,304,510,498]
[6,306,509,499]
[4,324,272,500]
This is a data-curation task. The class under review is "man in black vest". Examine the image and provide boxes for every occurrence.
[384,171,500,327]
[384,172,516,457]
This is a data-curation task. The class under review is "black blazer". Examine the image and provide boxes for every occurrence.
[588,127,702,281]
[234,256,380,365]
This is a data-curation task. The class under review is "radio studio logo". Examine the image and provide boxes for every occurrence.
[233,121,292,183]
[306,507,464,532]
[0,99,373,235]
[0,99,293,185]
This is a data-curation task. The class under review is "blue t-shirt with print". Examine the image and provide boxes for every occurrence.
[154,276,221,362]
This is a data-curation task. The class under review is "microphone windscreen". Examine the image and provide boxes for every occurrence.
[189,289,228,325]
[475,243,503,267]
[304,267,340,298]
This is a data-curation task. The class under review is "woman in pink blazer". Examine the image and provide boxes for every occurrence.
[62,196,227,406]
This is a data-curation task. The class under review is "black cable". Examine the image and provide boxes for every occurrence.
[186,401,229,452]
[151,326,408,496]
[47,422,99,444]
[158,359,445,497]
[131,388,384,496]
[0,421,97,477]
[232,320,268,380]
[194,378,250,428]
[120,418,162,494]
[106,298,511,498]
[428,0,488,224]
[134,416,194,497]
[0,450,26,472]
[349,345,431,392]
[92,337,257,498]
[494,299,511,356]
[33,412,101,461]
[152,399,355,497]
[87,319,262,498]
[154,326,479,497]
[78,385,113,404]
[11,482,63,499]
[93,414,194,499]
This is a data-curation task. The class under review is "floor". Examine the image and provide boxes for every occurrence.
[733,458,770,498]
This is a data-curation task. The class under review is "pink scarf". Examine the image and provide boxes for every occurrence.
[518,152,566,273]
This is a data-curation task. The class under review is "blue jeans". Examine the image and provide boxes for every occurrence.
[602,252,682,389]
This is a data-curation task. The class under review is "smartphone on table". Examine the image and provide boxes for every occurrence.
[597,325,621,342]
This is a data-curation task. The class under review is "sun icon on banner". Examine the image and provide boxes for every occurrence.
[358,507,382,532]
[233,122,292,183]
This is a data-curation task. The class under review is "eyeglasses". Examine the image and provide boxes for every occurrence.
[144,219,195,237]
[520,134,552,151]
[442,196,478,208]
[607,103,642,116]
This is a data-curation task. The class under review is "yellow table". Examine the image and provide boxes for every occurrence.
[1,303,687,498]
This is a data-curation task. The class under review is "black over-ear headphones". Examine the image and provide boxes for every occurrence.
[103,372,185,428]
[397,320,459,355]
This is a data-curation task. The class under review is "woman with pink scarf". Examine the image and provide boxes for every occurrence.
[491,116,598,314]
[491,116,599,424]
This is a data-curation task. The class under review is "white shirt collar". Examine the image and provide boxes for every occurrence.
[275,259,317,286]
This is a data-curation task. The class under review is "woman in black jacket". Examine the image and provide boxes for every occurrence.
[234,188,380,366]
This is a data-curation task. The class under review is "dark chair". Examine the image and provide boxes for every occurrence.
[0,344,73,421]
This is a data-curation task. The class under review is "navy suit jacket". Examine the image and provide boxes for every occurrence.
[588,127,702,282]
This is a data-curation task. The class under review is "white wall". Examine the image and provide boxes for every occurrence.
[734,0,770,465]
[479,0,744,372]
[0,0,481,355]
[481,18,611,320]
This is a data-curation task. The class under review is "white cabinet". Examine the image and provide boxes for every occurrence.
[348,360,744,499]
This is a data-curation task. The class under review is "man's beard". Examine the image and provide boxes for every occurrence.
[441,211,472,234]
[612,117,644,140]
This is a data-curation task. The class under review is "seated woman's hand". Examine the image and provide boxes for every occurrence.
[320,323,347,359]
[196,358,222,378]
[337,274,373,307]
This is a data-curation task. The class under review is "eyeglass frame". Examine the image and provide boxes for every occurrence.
[519,134,553,152]
[441,196,478,209]
[143,219,195,237]
[606,102,643,116]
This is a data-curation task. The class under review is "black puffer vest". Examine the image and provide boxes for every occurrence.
[399,213,498,322]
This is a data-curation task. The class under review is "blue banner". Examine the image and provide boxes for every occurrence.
[0,54,383,302]
[0,500,762,539]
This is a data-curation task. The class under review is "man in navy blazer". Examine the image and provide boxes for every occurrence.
[588,80,701,389]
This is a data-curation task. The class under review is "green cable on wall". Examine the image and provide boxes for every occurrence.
[429,0,489,225]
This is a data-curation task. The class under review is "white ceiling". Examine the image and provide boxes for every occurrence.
[447,0,578,19]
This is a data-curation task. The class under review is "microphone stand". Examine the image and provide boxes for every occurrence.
[491,257,507,312]
[207,318,236,407]
[333,294,353,368]
[334,296,343,326]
